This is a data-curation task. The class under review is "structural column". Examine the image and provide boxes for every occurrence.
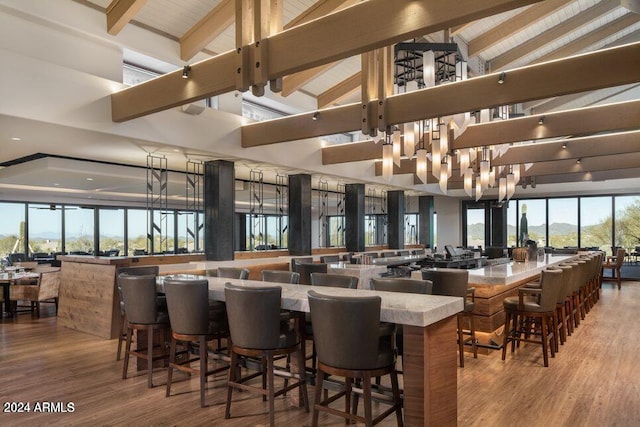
[345,183,365,253]
[490,203,508,248]
[418,196,435,248]
[387,190,405,250]
[204,160,235,261]
[288,174,312,256]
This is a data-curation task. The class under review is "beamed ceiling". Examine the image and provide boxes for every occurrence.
[1,0,639,206]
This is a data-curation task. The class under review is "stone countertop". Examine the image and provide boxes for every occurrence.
[468,254,580,286]
[158,275,463,328]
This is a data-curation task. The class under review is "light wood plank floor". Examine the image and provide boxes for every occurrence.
[1,281,639,426]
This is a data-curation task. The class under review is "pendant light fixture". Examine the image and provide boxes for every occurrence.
[498,177,507,202]
[382,134,393,181]
[480,148,490,190]
[464,168,473,197]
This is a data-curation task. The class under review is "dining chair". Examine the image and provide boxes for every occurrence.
[295,262,327,285]
[602,248,625,290]
[310,272,358,289]
[261,269,300,284]
[216,267,249,280]
[9,270,60,317]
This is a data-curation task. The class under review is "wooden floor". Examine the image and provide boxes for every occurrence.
[1,280,639,426]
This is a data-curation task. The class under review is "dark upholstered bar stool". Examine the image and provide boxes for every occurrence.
[308,290,403,427]
[296,262,328,285]
[310,272,358,289]
[291,257,313,272]
[370,277,432,294]
[119,273,169,388]
[164,278,229,407]
[602,248,625,290]
[502,269,563,367]
[224,284,309,427]
[216,267,249,280]
[261,270,300,284]
[422,268,477,367]
[115,266,160,361]
[319,255,340,263]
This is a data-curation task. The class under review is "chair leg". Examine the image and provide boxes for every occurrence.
[122,327,132,379]
[166,337,176,398]
[468,313,477,359]
[345,377,352,424]
[390,371,403,427]
[457,314,464,367]
[312,370,325,427]
[116,314,125,361]
[540,316,549,367]
[267,351,276,427]
[199,336,207,408]
[501,311,512,362]
[363,372,373,427]
[147,327,154,388]
[225,351,238,420]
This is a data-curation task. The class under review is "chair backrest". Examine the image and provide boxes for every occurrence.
[412,249,426,255]
[296,262,328,285]
[164,279,212,335]
[224,283,283,349]
[538,269,563,312]
[614,248,626,268]
[396,250,410,256]
[308,290,382,370]
[216,267,249,280]
[37,270,60,301]
[422,268,469,300]
[548,266,573,304]
[310,273,358,289]
[117,266,160,277]
[8,253,27,265]
[572,260,589,292]
[371,278,432,294]
[262,270,300,284]
[319,255,340,263]
[290,257,314,272]
[118,274,160,324]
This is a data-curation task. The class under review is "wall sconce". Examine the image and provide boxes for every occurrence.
[538,115,545,125]
[312,111,319,121]
[498,71,506,84]
[182,65,191,79]
[561,142,567,149]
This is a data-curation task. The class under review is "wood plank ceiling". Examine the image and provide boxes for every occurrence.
[96,0,640,191]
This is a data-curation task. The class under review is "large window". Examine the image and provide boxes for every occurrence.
[466,208,485,249]
[580,197,612,251]
[518,199,546,247]
[615,195,640,252]
[405,214,418,245]
[548,198,577,248]
[28,204,62,256]
[0,203,25,258]
[328,215,345,247]
[506,201,517,247]
[127,209,147,255]
[99,208,125,255]
[65,206,95,254]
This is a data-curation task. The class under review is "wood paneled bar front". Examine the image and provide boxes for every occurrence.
[57,254,205,339]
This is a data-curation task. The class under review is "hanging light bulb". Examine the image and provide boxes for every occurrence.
[480,148,490,190]
[423,50,435,88]
[475,175,483,201]
[439,122,449,156]
[458,149,469,176]
[439,155,449,194]
[431,138,441,179]
[464,168,473,197]
[498,177,507,202]
[392,128,401,167]
[382,142,393,181]
[415,147,428,184]
[403,122,415,158]
[489,166,496,188]
[506,172,516,200]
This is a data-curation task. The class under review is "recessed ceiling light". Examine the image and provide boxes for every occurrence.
[53,183,60,186]
[86,177,94,181]
[11,137,21,141]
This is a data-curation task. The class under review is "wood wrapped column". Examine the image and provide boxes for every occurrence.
[419,196,435,248]
[345,183,365,253]
[204,160,235,261]
[387,190,405,250]
[288,174,311,256]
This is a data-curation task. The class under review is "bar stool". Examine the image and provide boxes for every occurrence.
[216,267,249,280]
[164,278,229,407]
[502,269,563,367]
[115,266,160,361]
[119,273,170,388]
[296,262,327,285]
[308,290,403,426]
[422,268,477,367]
[224,284,309,427]
[262,270,300,284]
[310,272,358,289]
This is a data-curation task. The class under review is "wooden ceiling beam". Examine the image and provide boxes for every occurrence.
[322,139,379,164]
[523,152,640,177]
[488,0,619,71]
[532,12,640,64]
[112,0,541,122]
[492,131,640,166]
[453,99,640,150]
[243,42,640,147]
[317,71,361,108]
[106,0,147,36]
[533,168,640,185]
[179,0,235,61]
[468,0,571,56]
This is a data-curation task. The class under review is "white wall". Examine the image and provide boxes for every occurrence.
[434,195,461,249]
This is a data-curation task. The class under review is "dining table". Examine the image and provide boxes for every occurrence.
[157,274,464,426]
[0,271,40,317]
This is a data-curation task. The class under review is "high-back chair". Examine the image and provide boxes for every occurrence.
[261,269,300,284]
[371,277,432,294]
[224,284,309,427]
[319,255,340,263]
[308,290,403,427]
[602,248,625,290]
[119,273,169,388]
[310,272,358,289]
[501,269,563,367]
[9,269,60,318]
[422,268,477,367]
[290,257,313,272]
[164,278,229,407]
[114,266,160,361]
[216,267,249,280]
[296,262,328,285]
